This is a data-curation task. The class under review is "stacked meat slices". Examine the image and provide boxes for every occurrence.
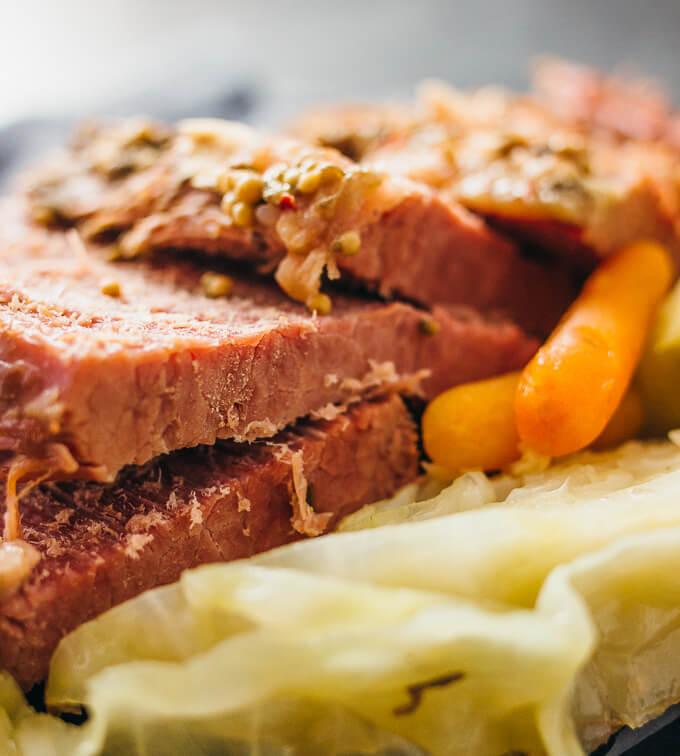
[2,70,678,689]
[0,125,542,689]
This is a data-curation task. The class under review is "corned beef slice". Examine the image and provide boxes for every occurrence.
[0,395,419,690]
[0,210,537,480]
[291,90,680,270]
[24,121,574,334]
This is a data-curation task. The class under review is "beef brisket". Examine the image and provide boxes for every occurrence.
[293,84,680,270]
[0,203,537,480]
[0,395,419,690]
[22,120,575,334]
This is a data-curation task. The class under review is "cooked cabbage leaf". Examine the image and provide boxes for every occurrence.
[639,278,680,433]
[6,439,680,755]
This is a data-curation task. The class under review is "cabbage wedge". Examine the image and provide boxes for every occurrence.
[3,440,680,754]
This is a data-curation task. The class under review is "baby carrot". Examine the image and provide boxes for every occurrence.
[423,373,644,474]
[515,240,673,457]
[422,371,521,473]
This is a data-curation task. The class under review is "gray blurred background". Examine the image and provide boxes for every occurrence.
[2,0,680,130]
[3,0,680,186]
[2,0,680,126]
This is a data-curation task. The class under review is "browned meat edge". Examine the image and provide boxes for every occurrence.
[0,395,419,691]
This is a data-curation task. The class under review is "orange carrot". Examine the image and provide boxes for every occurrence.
[515,240,673,457]
[423,373,644,474]
[422,371,522,473]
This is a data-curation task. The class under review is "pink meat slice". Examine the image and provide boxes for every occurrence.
[292,90,680,273]
[0,395,419,690]
[23,122,575,334]
[0,204,538,481]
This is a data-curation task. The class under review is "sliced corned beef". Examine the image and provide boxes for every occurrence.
[22,120,576,334]
[0,204,537,481]
[292,86,680,271]
[0,395,419,690]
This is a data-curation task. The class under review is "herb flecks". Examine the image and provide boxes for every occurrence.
[419,316,440,336]
[392,671,465,716]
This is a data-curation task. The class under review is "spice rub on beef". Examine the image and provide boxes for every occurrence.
[292,82,680,270]
[0,204,537,482]
[0,395,419,690]
[22,119,576,335]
